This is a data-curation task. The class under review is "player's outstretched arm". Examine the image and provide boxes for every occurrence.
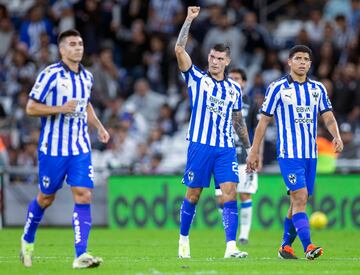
[321,111,343,153]
[246,114,272,172]
[233,111,251,150]
[174,6,200,72]
[87,103,110,143]
[26,98,77,117]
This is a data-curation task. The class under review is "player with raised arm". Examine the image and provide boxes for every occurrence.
[20,29,110,269]
[215,68,262,246]
[247,45,343,260]
[175,6,248,259]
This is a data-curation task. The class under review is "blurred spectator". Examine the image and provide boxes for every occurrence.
[238,11,271,82]
[147,0,183,37]
[191,3,223,43]
[117,19,148,84]
[124,78,166,127]
[19,4,54,55]
[51,0,75,33]
[157,103,177,136]
[143,34,167,93]
[334,14,355,50]
[332,63,360,123]
[142,153,164,174]
[338,122,360,159]
[317,124,337,173]
[202,11,244,67]
[304,9,325,44]
[75,0,102,55]
[91,47,123,110]
[102,127,138,172]
[0,4,14,59]
[313,41,339,79]
[3,45,36,97]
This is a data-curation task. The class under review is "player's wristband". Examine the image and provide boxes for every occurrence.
[246,148,251,155]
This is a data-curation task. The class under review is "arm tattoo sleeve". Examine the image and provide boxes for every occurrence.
[325,118,336,128]
[233,112,251,149]
[176,19,192,48]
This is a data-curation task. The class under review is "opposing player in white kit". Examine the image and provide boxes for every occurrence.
[215,68,262,245]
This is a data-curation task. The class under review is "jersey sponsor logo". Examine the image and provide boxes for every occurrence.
[288,173,297,184]
[296,106,311,113]
[209,95,225,107]
[65,112,86,119]
[42,176,50,188]
[206,105,227,118]
[294,118,313,124]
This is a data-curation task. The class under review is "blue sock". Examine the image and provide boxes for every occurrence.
[222,201,238,242]
[23,199,45,243]
[180,199,196,236]
[292,212,311,251]
[73,204,92,257]
[281,217,297,248]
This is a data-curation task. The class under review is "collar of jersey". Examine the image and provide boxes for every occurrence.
[206,71,228,82]
[286,74,309,85]
[60,61,84,74]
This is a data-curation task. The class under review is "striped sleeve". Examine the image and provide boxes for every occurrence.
[317,82,333,114]
[181,65,205,87]
[29,67,58,103]
[232,82,242,112]
[261,82,282,116]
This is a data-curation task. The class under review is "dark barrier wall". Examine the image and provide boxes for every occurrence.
[108,174,360,230]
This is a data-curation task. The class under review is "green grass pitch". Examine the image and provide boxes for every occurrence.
[0,228,359,274]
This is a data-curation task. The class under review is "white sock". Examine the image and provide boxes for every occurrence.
[226,240,237,251]
[239,200,252,240]
[179,234,189,243]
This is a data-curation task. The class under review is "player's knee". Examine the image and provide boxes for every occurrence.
[73,188,92,204]
[186,194,200,204]
[222,189,237,202]
[291,191,308,208]
[37,194,55,208]
[240,193,251,202]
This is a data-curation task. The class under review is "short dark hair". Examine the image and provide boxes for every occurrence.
[211,43,231,57]
[289,45,313,60]
[229,68,247,81]
[57,29,81,45]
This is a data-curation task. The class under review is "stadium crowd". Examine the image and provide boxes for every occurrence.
[0,0,359,179]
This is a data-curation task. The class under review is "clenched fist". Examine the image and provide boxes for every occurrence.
[61,100,78,114]
[186,6,200,21]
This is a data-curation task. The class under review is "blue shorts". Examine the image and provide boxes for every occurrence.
[278,158,317,196]
[38,152,94,194]
[182,142,239,188]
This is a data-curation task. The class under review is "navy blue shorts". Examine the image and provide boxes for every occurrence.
[278,158,317,196]
[38,152,94,194]
[182,142,239,188]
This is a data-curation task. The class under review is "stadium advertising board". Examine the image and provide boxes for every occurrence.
[108,175,360,230]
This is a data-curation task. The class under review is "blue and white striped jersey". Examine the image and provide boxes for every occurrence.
[29,61,93,156]
[182,65,242,148]
[261,75,332,159]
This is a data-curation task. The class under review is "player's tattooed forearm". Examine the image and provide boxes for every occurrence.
[325,118,336,128]
[176,19,192,48]
[233,112,251,149]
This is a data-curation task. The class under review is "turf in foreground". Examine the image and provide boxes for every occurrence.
[0,228,359,275]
